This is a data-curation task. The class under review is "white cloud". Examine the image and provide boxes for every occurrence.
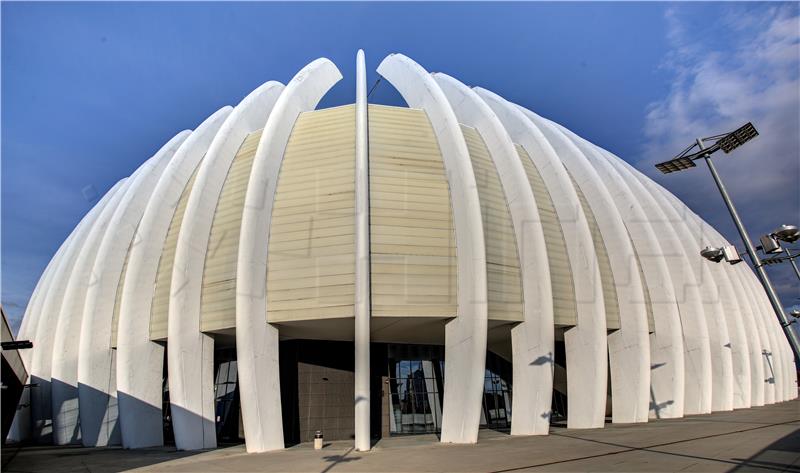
[641,5,800,305]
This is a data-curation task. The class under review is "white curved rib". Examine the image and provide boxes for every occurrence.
[114,107,232,449]
[737,265,780,403]
[528,112,651,424]
[587,144,713,415]
[629,167,734,411]
[654,180,778,405]
[354,49,371,452]
[592,148,733,412]
[377,54,488,442]
[433,73,554,435]
[79,126,194,446]
[724,262,766,406]
[235,58,342,452]
[16,245,62,371]
[654,181,767,406]
[168,82,283,451]
[529,129,685,419]
[631,172,749,409]
[51,132,190,446]
[746,267,789,402]
[475,87,607,429]
[51,179,135,444]
[19,182,122,443]
[10,232,72,443]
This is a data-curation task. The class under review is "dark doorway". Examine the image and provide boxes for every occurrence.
[279,340,355,446]
[213,348,242,444]
[482,352,512,431]
[161,349,173,445]
[385,344,445,435]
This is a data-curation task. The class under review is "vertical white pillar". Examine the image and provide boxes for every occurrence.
[354,49,371,452]
[236,58,342,453]
[433,74,555,435]
[377,54,489,444]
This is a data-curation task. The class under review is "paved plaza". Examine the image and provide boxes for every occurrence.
[4,398,799,472]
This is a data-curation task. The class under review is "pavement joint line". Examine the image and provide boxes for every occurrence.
[488,418,800,473]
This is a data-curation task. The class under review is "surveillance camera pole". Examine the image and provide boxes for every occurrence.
[697,138,800,362]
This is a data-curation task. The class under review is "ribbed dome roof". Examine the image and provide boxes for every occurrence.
[10,52,795,454]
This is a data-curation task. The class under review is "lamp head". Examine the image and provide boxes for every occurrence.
[701,246,725,263]
[717,122,758,153]
[772,224,800,243]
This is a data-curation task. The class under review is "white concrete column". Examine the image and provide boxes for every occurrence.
[51,132,189,446]
[354,49,371,452]
[51,177,136,445]
[527,112,651,424]
[378,54,489,443]
[168,82,283,451]
[637,175,749,409]
[433,74,554,436]
[725,262,766,406]
[476,88,607,429]
[618,164,733,411]
[656,186,766,407]
[8,227,72,443]
[747,269,789,402]
[78,124,195,447]
[588,147,712,415]
[115,108,232,448]
[539,133,685,419]
[16,182,122,443]
[236,58,342,453]
[738,266,780,403]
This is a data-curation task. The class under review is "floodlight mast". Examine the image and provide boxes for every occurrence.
[785,248,800,281]
[694,137,800,362]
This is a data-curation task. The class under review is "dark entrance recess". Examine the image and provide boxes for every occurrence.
[280,340,356,446]
[161,350,173,445]
[279,341,517,446]
[161,346,244,446]
[385,344,445,435]
[213,347,242,444]
[551,340,568,424]
[483,351,513,431]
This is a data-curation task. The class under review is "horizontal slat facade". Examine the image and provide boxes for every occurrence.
[516,145,578,326]
[199,130,263,332]
[267,105,356,323]
[462,125,523,322]
[150,166,203,340]
[369,105,457,318]
[566,170,620,330]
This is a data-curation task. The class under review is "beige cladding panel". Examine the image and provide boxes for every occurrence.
[110,239,134,348]
[199,130,263,333]
[461,125,523,323]
[566,170,620,330]
[150,166,203,340]
[516,145,578,327]
[369,104,457,318]
[267,105,357,323]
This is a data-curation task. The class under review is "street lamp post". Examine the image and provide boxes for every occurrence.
[787,248,800,282]
[656,123,800,362]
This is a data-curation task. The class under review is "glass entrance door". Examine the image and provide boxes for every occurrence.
[388,359,444,434]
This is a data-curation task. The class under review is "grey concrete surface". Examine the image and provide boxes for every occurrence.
[4,398,799,472]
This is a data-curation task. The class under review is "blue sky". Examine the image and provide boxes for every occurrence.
[2,2,799,333]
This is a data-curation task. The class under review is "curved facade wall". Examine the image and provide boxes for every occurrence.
[9,52,796,452]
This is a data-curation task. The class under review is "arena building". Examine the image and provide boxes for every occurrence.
[8,51,797,453]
